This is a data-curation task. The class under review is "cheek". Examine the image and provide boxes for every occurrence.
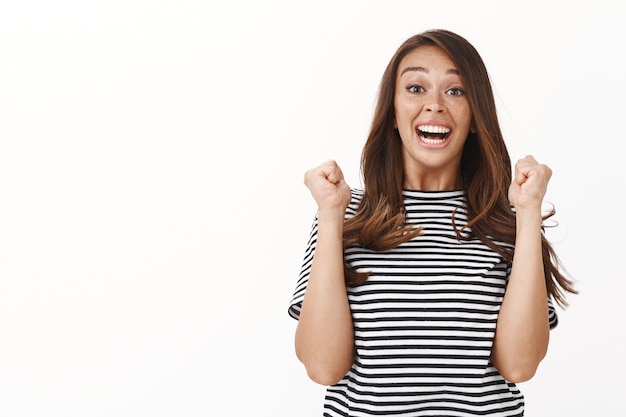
[394,98,416,126]
[448,100,471,119]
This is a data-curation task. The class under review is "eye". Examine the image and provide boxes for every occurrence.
[407,84,425,94]
[446,87,465,96]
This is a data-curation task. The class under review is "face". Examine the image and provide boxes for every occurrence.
[394,45,473,190]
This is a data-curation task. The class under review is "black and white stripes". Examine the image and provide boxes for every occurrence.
[289,189,557,416]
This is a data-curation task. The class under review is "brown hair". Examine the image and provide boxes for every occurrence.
[342,29,576,307]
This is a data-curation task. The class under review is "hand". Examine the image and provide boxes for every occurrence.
[304,160,352,212]
[508,155,552,210]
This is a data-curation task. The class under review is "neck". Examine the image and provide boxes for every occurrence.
[403,171,462,191]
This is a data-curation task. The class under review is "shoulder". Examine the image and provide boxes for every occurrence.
[347,188,364,216]
[350,188,364,201]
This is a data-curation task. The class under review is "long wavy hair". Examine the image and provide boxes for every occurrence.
[342,29,576,307]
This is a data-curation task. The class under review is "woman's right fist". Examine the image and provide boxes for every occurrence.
[303,160,352,211]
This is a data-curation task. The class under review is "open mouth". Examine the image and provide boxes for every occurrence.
[417,125,451,144]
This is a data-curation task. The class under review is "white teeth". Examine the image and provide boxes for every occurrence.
[420,137,445,144]
[418,125,450,134]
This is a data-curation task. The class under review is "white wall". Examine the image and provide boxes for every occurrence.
[0,1,622,415]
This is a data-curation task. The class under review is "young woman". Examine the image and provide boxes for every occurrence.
[288,29,576,416]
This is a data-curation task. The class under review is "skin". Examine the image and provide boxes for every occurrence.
[296,45,552,385]
[297,160,354,385]
[493,154,552,382]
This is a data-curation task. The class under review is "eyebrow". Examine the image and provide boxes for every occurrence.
[400,66,460,76]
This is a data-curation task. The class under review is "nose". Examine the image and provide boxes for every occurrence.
[425,92,445,113]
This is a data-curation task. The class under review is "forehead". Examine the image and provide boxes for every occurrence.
[398,45,458,75]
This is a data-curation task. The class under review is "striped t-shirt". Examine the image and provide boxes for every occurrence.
[289,189,558,417]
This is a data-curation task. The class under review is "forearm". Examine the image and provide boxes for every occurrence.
[492,207,550,382]
[295,209,354,385]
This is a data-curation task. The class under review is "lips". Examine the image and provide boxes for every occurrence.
[416,124,451,144]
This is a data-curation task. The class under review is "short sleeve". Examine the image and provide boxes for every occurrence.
[539,228,559,330]
[288,214,318,321]
[548,297,559,330]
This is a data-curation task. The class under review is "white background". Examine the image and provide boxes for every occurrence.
[0,1,623,416]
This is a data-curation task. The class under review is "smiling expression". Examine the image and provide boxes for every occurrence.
[394,45,474,190]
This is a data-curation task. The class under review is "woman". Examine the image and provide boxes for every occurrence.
[288,29,576,416]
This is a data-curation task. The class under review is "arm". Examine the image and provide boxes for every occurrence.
[295,160,354,386]
[491,155,552,383]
